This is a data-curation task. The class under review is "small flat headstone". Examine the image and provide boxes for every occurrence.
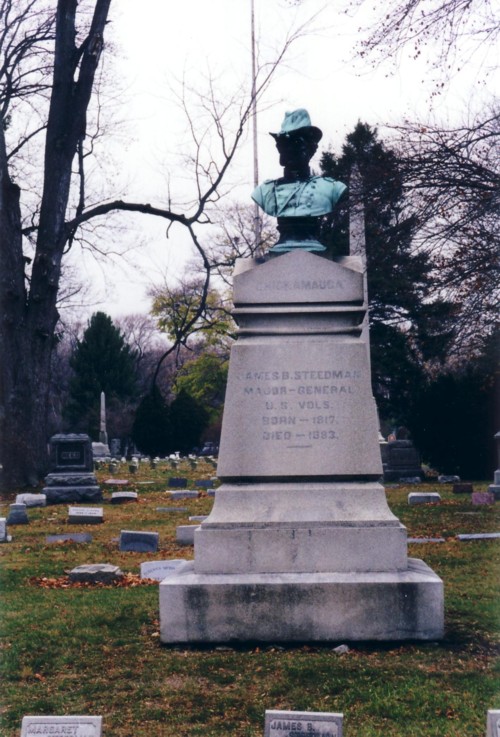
[21,715,102,736]
[176,525,199,545]
[103,478,129,486]
[195,479,215,489]
[438,474,460,483]
[471,492,495,506]
[189,515,208,522]
[408,537,446,544]
[69,563,123,583]
[7,503,29,525]
[68,506,104,524]
[408,492,441,505]
[0,517,11,543]
[168,477,188,488]
[457,533,500,541]
[137,481,155,485]
[400,476,421,484]
[156,507,188,513]
[166,490,198,500]
[453,483,473,494]
[119,530,159,553]
[265,710,343,737]
[111,491,138,504]
[486,709,500,737]
[207,489,216,497]
[46,533,92,544]
[140,559,186,581]
[15,493,46,508]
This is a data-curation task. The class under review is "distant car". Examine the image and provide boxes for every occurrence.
[200,442,218,456]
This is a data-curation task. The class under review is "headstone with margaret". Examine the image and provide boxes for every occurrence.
[21,715,102,736]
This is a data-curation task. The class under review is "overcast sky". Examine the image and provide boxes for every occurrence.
[77,0,496,321]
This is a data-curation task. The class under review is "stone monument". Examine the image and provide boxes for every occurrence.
[92,391,111,459]
[159,109,444,643]
[42,434,102,503]
[487,431,500,501]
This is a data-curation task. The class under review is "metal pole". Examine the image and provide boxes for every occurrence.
[251,0,261,253]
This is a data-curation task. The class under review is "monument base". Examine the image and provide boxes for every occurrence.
[159,558,444,644]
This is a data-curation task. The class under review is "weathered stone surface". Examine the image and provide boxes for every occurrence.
[15,493,46,507]
[45,473,97,487]
[160,559,444,643]
[457,533,500,541]
[156,507,188,513]
[68,506,104,524]
[408,492,441,505]
[265,710,343,737]
[195,479,215,489]
[189,515,208,522]
[0,517,11,542]
[119,530,159,553]
[168,477,188,488]
[408,537,446,544]
[140,559,186,581]
[110,491,138,504]
[166,490,199,500]
[44,486,103,504]
[471,492,495,505]
[69,564,123,583]
[21,715,102,736]
[103,478,129,486]
[7,503,29,525]
[46,533,92,544]
[176,525,199,545]
[49,433,94,472]
[234,249,363,306]
[217,341,382,480]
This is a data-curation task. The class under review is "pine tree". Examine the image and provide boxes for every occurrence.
[170,390,209,455]
[64,312,138,437]
[320,123,452,425]
[131,385,172,457]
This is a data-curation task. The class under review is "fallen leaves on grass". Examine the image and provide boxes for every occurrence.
[28,573,158,589]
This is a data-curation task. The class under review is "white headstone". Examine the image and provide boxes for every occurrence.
[265,711,343,737]
[21,715,102,736]
[486,710,500,737]
[68,507,103,524]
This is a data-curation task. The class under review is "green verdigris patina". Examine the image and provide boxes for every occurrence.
[252,109,346,253]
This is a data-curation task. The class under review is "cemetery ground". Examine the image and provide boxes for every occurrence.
[0,460,498,737]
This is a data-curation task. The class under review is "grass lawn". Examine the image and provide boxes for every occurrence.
[1,460,499,736]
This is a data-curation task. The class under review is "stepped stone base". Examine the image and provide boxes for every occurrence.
[159,558,444,644]
[43,486,102,503]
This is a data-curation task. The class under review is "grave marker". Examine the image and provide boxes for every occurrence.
[68,507,103,524]
[111,491,138,504]
[166,490,198,500]
[486,709,500,737]
[21,715,102,736]
[46,533,92,544]
[168,477,188,488]
[265,710,343,737]
[453,483,473,494]
[119,530,159,553]
[69,564,123,583]
[156,507,188,513]
[15,493,46,507]
[140,559,186,581]
[7,503,29,525]
[176,525,199,545]
[472,492,495,506]
[0,517,11,543]
[43,434,102,504]
[408,492,441,505]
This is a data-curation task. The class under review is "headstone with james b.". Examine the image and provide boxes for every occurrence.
[42,434,102,504]
[265,710,343,737]
[159,109,444,644]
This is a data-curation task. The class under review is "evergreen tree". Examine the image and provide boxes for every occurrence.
[131,385,172,457]
[320,123,451,424]
[170,389,209,455]
[64,312,138,437]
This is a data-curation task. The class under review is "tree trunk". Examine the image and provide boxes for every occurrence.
[0,0,112,489]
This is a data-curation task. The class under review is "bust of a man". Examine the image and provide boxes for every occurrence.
[252,109,346,253]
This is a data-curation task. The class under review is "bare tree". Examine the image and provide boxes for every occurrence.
[0,0,311,486]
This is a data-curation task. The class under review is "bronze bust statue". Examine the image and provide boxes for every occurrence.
[252,109,346,253]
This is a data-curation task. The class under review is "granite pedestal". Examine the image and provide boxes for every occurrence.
[159,251,444,643]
